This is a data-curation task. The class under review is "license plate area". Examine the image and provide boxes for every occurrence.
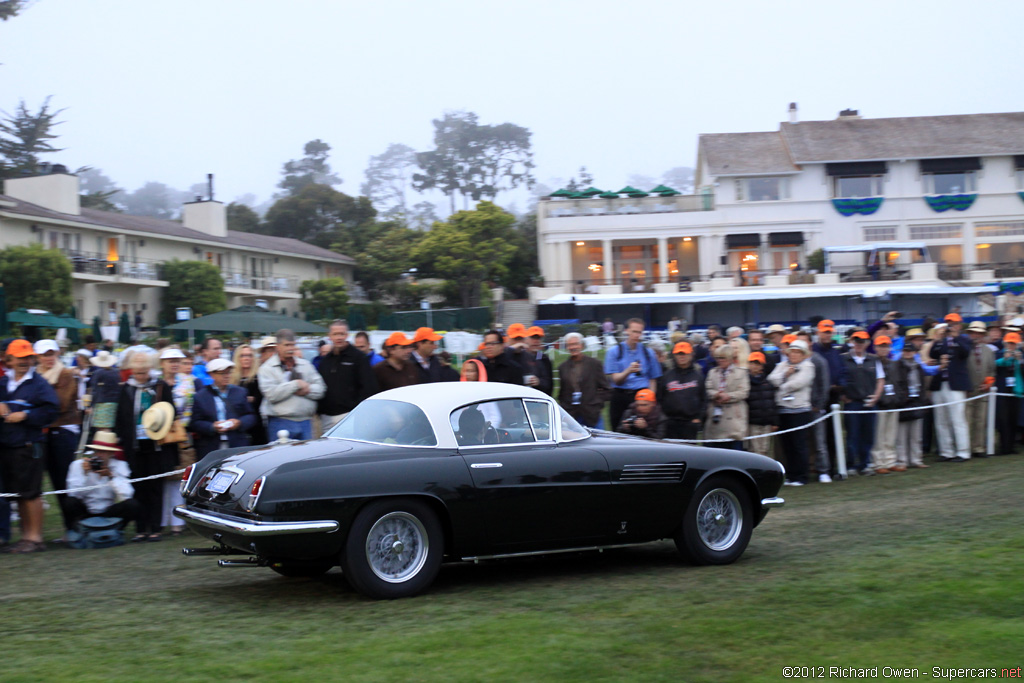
[205,471,237,495]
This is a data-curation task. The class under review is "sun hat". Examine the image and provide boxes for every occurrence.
[207,358,235,373]
[159,347,186,360]
[905,328,925,338]
[75,348,93,357]
[748,351,766,363]
[966,321,987,333]
[850,330,870,341]
[412,327,443,343]
[634,389,656,402]
[33,339,60,355]
[5,339,34,358]
[672,341,693,354]
[874,336,893,346]
[1004,333,1022,344]
[255,336,278,350]
[87,430,122,455]
[91,350,117,367]
[384,332,413,347]
[788,340,810,354]
[767,324,788,334]
[506,323,527,339]
[141,403,175,441]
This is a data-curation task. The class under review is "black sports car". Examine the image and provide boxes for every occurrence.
[175,383,784,599]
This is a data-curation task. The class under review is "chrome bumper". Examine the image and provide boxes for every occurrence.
[174,505,339,536]
[760,497,785,508]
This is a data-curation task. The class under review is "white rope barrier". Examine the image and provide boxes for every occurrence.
[0,468,186,499]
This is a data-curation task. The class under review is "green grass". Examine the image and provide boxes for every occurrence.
[4,456,1023,682]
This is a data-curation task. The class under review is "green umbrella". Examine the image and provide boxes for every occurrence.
[616,186,642,194]
[658,189,682,197]
[6,309,90,329]
[598,191,620,198]
[118,312,133,344]
[650,184,676,193]
[549,188,574,197]
[628,191,650,198]
[578,187,603,197]
[164,305,328,334]
[66,306,81,345]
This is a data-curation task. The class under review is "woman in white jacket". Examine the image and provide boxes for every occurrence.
[768,339,816,486]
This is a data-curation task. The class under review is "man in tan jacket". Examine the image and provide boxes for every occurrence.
[965,321,995,457]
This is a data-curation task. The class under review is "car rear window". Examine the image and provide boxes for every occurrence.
[327,399,437,446]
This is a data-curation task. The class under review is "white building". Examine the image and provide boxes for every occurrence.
[0,171,355,326]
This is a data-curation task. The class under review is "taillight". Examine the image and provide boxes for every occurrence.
[179,464,195,495]
[247,476,266,511]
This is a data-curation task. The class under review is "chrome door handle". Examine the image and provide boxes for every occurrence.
[470,463,503,469]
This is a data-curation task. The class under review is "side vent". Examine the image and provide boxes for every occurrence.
[619,463,685,483]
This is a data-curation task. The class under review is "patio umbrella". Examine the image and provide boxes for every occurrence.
[549,188,574,198]
[658,189,682,197]
[616,186,642,194]
[66,306,81,345]
[92,316,103,342]
[578,187,603,197]
[650,184,675,193]
[6,309,90,329]
[598,191,620,198]
[164,305,327,334]
[118,312,133,344]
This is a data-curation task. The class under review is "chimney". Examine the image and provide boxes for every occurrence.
[182,199,227,237]
[788,102,798,124]
[3,168,81,215]
[838,108,861,120]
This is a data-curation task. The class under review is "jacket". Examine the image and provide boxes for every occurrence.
[928,333,972,392]
[657,365,706,422]
[191,384,258,458]
[512,348,554,395]
[617,402,667,440]
[257,354,326,421]
[964,341,995,396]
[746,372,778,426]
[812,340,846,388]
[113,379,178,476]
[704,365,749,441]
[877,357,908,409]
[557,354,610,427]
[995,350,1024,397]
[840,352,882,402]
[317,344,378,415]
[767,358,815,412]
[0,368,59,447]
[482,351,525,386]
[808,351,830,410]
[88,367,122,404]
[47,367,81,429]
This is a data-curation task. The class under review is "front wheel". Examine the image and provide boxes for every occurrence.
[341,498,443,599]
[675,475,753,565]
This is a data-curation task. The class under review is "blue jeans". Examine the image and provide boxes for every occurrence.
[0,471,9,544]
[844,401,876,471]
[267,417,313,441]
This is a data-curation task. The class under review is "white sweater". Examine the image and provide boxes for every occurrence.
[66,458,134,514]
[767,358,816,412]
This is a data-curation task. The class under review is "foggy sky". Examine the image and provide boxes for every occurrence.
[2,0,1022,213]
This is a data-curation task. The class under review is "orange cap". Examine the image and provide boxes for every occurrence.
[850,330,870,340]
[1004,332,1022,344]
[781,334,797,344]
[874,335,892,346]
[527,326,545,337]
[506,323,527,339]
[384,332,413,347]
[412,327,442,342]
[748,351,766,363]
[984,376,995,386]
[817,319,835,330]
[672,341,693,354]
[4,339,34,358]
[944,313,962,322]
[634,389,656,402]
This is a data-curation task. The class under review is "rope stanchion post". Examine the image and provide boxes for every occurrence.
[831,403,847,479]
[987,385,997,456]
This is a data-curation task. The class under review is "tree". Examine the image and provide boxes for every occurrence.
[0,97,65,180]
[0,243,72,314]
[408,201,440,231]
[411,201,518,308]
[160,260,226,325]
[502,212,539,298]
[77,167,123,212]
[412,111,535,213]
[278,139,342,196]
[120,181,182,219]
[355,222,424,294]
[663,166,695,193]
[299,277,349,319]
[361,143,417,218]
[226,202,260,233]
[0,1,28,22]
[263,183,377,252]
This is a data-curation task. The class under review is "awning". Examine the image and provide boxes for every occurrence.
[725,233,761,249]
[823,242,926,254]
[769,232,804,246]
[826,161,887,176]
[920,157,982,174]
[6,309,91,329]
[164,305,327,334]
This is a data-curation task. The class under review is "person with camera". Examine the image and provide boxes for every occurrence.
[605,318,662,431]
[258,329,326,440]
[768,340,816,485]
[64,430,137,528]
[616,389,666,440]
[928,313,973,461]
[657,342,706,440]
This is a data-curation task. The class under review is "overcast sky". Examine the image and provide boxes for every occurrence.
[2,0,1022,213]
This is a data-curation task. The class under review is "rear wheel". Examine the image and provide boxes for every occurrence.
[268,559,334,578]
[341,498,443,599]
[675,476,753,565]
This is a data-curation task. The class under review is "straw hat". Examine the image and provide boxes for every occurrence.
[141,403,175,441]
[91,350,117,367]
[87,430,123,456]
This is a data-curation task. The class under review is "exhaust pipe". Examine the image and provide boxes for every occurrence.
[218,558,264,568]
[182,545,251,556]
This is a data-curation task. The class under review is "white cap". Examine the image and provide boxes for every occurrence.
[788,339,810,354]
[207,358,235,373]
[33,339,60,355]
[159,347,186,360]
[255,336,278,350]
[75,348,92,357]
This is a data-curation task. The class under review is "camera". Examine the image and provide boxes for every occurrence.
[88,455,104,472]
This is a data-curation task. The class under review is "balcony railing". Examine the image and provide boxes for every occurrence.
[221,269,300,293]
[543,192,714,218]
[62,250,164,280]
[829,264,913,283]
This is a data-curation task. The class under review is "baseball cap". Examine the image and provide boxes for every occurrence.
[527,326,545,337]
[1004,332,1022,344]
[506,323,527,339]
[385,332,413,347]
[207,358,235,373]
[635,389,656,402]
[5,339,34,358]
[944,313,962,322]
[748,351,766,363]
[32,339,60,355]
[412,327,443,343]
[850,330,870,340]
[672,341,693,354]
[781,334,798,345]
[788,340,810,354]
[817,319,835,330]
[159,347,186,360]
[874,335,893,346]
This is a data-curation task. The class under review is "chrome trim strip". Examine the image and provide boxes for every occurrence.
[470,463,503,469]
[462,542,643,562]
[761,497,785,508]
[173,506,339,536]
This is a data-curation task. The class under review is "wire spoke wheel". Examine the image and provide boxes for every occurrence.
[696,488,742,551]
[364,511,429,583]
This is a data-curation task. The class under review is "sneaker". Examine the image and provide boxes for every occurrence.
[860,468,876,476]
[875,468,892,474]
[818,473,832,483]
[788,481,805,487]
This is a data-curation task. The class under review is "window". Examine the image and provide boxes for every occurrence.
[745,177,788,201]
[924,172,976,195]
[975,222,1024,238]
[863,226,897,241]
[558,406,590,442]
[451,399,535,446]
[524,400,553,441]
[328,399,436,446]
[1017,168,1024,190]
[833,175,883,198]
[909,224,962,240]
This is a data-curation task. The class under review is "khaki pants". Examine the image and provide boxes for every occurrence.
[871,410,900,470]
[319,412,349,435]
[934,385,969,459]
[965,394,987,455]
[897,419,924,467]
[747,424,774,458]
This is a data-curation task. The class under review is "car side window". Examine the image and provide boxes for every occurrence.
[558,405,590,442]
[524,400,552,441]
[451,399,536,446]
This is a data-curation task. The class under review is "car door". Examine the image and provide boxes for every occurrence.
[454,398,611,552]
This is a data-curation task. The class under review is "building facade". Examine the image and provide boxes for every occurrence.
[0,172,355,326]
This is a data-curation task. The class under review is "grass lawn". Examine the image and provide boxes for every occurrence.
[3,455,1022,682]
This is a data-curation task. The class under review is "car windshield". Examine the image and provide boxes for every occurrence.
[557,405,590,441]
[326,399,437,447]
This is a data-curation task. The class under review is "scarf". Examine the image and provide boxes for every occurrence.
[41,359,66,385]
